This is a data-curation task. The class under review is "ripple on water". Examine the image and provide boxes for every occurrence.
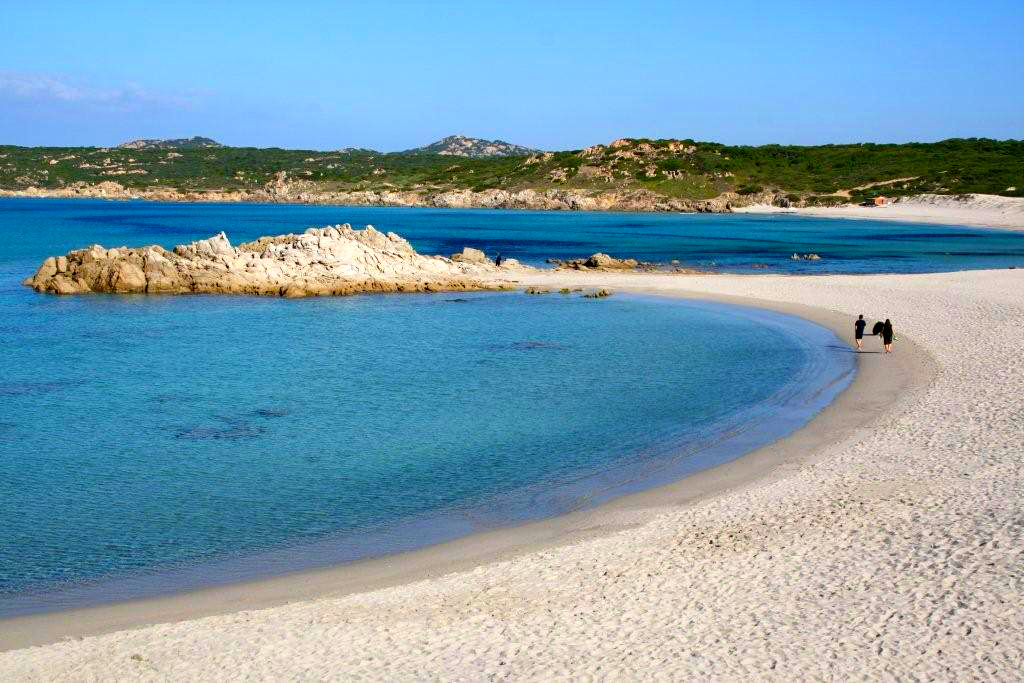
[254,407,291,418]
[0,291,854,616]
[0,379,85,396]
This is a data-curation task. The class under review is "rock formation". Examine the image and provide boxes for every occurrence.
[546,253,648,271]
[0,182,791,214]
[24,225,526,297]
[398,135,541,158]
[117,136,223,150]
[450,247,488,263]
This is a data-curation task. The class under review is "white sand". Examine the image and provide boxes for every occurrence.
[2,268,1023,679]
[735,193,1024,231]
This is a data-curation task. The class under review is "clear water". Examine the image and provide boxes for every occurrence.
[15,195,1011,616]
[0,285,852,615]
[1,198,1022,276]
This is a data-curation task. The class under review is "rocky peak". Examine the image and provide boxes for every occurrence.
[398,135,542,158]
[117,136,223,150]
[337,147,380,154]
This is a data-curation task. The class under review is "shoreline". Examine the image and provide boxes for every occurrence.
[0,284,927,652]
[5,268,1022,678]
[734,195,1024,232]
[3,192,1023,233]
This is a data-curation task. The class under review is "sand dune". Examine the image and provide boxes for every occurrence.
[736,193,1024,231]
[1,268,1022,679]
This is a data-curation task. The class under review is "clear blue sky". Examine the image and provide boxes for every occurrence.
[1,0,1021,150]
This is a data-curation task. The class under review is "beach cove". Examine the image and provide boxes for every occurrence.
[0,198,1019,679]
[5,0,1023,676]
[3,261,1021,677]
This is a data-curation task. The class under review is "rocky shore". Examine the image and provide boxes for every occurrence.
[23,224,524,297]
[0,176,786,213]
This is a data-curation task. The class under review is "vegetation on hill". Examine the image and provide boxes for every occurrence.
[0,137,1020,201]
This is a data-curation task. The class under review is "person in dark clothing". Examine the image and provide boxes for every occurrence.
[494,253,503,267]
[854,314,866,351]
[882,319,894,353]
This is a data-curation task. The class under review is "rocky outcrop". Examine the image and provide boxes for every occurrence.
[399,135,541,158]
[450,247,488,263]
[24,225,527,297]
[584,253,637,269]
[545,252,709,274]
[546,253,648,271]
[524,285,612,298]
[422,188,772,212]
[0,183,792,214]
[117,136,222,150]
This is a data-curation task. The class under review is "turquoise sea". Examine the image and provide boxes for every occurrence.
[1,199,1019,616]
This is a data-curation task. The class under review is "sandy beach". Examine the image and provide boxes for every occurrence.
[734,193,1024,231]
[2,264,1022,679]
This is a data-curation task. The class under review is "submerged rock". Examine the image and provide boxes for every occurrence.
[0,380,84,396]
[25,225,528,297]
[174,424,267,440]
[254,408,290,418]
[503,340,571,351]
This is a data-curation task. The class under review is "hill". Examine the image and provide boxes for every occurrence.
[1,137,1020,211]
[117,136,224,150]
[398,135,541,158]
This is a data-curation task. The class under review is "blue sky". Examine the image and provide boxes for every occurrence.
[1,0,1022,150]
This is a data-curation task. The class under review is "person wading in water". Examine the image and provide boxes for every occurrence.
[882,318,895,353]
[854,314,866,351]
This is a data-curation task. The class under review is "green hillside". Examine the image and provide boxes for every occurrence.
[1,137,1020,201]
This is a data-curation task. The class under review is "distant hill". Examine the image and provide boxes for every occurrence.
[2,137,1020,207]
[117,136,224,150]
[337,147,380,154]
[398,135,541,158]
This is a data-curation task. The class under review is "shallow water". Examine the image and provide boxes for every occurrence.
[4,197,974,616]
[0,283,855,615]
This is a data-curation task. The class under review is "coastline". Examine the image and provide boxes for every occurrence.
[3,191,1022,233]
[734,194,1024,232]
[0,281,924,651]
[0,185,744,214]
[3,268,1021,678]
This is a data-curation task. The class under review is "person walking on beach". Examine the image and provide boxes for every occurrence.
[882,318,894,353]
[854,314,866,351]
